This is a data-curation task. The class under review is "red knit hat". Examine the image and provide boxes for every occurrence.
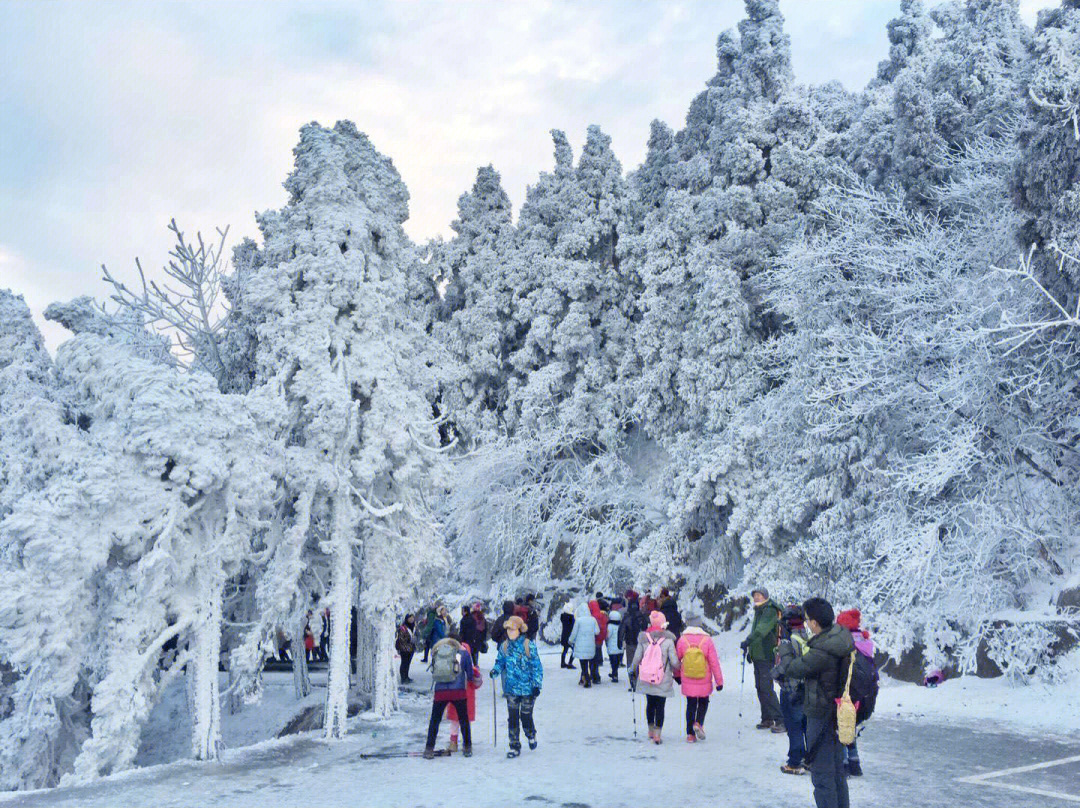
[836,609,861,631]
[625,589,639,601]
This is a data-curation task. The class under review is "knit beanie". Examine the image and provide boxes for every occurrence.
[625,589,639,602]
[649,610,668,629]
[836,609,861,631]
[751,587,769,600]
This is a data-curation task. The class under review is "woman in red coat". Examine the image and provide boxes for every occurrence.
[588,601,609,685]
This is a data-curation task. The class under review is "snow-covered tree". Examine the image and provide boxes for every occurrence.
[225,121,447,732]
[429,165,518,441]
[1014,0,1080,297]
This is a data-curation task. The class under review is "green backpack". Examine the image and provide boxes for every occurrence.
[430,643,461,683]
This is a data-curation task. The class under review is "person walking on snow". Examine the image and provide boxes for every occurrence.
[461,602,487,664]
[395,614,417,683]
[490,616,544,758]
[420,604,438,662]
[423,637,476,759]
[620,591,643,690]
[773,597,856,808]
[658,588,685,640]
[568,602,599,688]
[445,641,483,753]
[588,600,609,685]
[560,603,576,669]
[776,604,810,774]
[675,618,723,742]
[606,602,624,682]
[836,609,873,777]
[524,594,540,641]
[741,587,784,731]
[628,611,681,744]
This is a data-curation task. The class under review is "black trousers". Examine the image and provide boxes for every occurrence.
[608,652,622,679]
[561,642,574,667]
[505,694,536,748]
[625,644,637,686]
[426,699,470,750]
[645,694,667,728]
[754,659,783,723]
[399,651,413,681]
[686,696,710,734]
[591,651,602,682]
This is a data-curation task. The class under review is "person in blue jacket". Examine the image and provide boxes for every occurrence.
[490,615,544,758]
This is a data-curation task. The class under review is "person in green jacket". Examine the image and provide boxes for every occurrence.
[740,587,784,730]
[774,597,856,808]
[420,605,438,662]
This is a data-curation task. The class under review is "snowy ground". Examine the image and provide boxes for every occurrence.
[3,634,1079,808]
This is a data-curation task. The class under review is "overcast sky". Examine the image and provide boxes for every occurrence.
[0,0,1056,350]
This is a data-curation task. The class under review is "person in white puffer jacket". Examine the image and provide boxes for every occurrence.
[605,604,624,682]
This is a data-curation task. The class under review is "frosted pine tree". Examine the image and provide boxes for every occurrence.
[430,165,518,441]
[227,121,446,732]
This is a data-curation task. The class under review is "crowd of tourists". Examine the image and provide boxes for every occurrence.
[391,587,877,808]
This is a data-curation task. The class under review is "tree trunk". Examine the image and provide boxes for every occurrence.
[324,487,355,739]
[188,572,224,761]
[293,613,311,699]
[368,607,398,718]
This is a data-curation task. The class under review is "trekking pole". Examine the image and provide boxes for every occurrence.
[737,653,747,741]
[492,674,498,748]
[631,686,638,740]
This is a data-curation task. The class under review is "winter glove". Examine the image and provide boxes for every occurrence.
[739,638,749,651]
[715,684,723,692]
[770,665,783,681]
[531,688,540,699]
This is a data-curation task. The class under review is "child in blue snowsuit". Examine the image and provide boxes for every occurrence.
[490,615,544,758]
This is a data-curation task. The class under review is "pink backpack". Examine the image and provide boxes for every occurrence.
[639,634,666,685]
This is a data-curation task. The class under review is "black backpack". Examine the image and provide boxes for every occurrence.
[848,650,879,724]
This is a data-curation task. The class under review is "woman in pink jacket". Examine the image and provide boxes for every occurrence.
[676,623,724,742]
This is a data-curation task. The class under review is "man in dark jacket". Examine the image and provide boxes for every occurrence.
[524,594,540,641]
[620,590,642,689]
[658,588,684,639]
[741,587,784,730]
[559,605,576,668]
[775,597,856,808]
[490,600,516,646]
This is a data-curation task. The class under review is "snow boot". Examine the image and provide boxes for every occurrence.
[462,745,472,758]
[847,760,863,777]
[693,722,706,741]
[422,748,436,760]
[756,720,774,730]
[653,728,663,745]
[527,736,538,751]
[647,725,657,743]
[771,723,787,734]
[507,747,521,759]
[781,764,806,775]
[447,738,458,753]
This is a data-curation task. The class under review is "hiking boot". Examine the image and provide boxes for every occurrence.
[693,722,706,740]
[653,729,663,745]
[756,720,774,730]
[446,738,458,753]
[647,725,657,743]
[527,736,538,751]
[462,745,472,758]
[781,764,806,775]
[422,748,435,760]
[583,679,592,688]
[771,723,787,734]
[847,760,863,777]
[507,747,521,759]
[686,734,697,743]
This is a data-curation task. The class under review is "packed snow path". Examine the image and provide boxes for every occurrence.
[3,645,1077,808]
